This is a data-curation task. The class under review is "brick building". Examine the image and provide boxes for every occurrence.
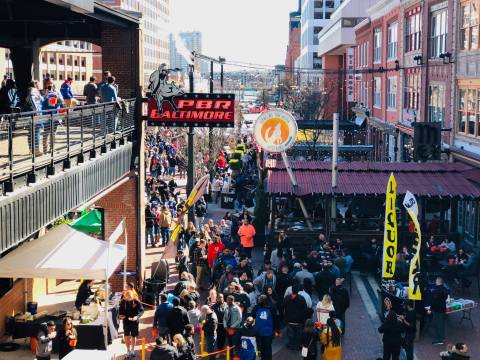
[285,9,301,86]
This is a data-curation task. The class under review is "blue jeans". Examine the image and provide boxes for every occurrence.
[403,333,415,360]
[34,123,44,149]
[205,335,216,360]
[160,227,170,246]
[168,166,176,176]
[146,227,155,247]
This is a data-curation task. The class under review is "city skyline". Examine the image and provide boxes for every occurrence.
[171,0,298,68]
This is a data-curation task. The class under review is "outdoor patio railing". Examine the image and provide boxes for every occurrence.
[0,99,136,185]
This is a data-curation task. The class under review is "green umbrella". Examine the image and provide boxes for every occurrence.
[70,209,102,234]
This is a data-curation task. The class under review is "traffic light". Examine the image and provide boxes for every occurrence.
[413,122,441,162]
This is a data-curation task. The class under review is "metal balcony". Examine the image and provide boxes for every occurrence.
[0,99,136,193]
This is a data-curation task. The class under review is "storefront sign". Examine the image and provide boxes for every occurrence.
[403,191,422,300]
[254,109,298,153]
[382,173,398,278]
[146,64,234,127]
[147,94,235,127]
[346,47,355,102]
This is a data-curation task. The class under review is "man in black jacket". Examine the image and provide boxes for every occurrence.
[314,265,335,298]
[329,278,350,334]
[201,305,218,360]
[166,298,189,338]
[430,276,449,345]
[211,293,228,351]
[283,285,308,350]
[150,335,178,360]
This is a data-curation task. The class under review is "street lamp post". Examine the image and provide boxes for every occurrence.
[187,63,195,222]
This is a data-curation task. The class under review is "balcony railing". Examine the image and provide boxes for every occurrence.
[0,99,136,186]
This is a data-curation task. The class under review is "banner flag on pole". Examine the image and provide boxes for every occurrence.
[403,191,422,300]
[162,175,210,259]
[382,173,398,278]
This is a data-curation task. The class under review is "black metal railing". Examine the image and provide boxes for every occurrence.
[0,99,136,183]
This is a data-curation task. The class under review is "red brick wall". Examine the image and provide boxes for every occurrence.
[95,176,143,292]
[285,27,301,85]
[101,24,141,98]
[0,280,26,337]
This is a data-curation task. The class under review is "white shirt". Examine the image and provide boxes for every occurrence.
[316,302,335,325]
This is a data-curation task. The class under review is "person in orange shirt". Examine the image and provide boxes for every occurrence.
[237,219,256,259]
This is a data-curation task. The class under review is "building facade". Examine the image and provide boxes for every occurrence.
[285,4,301,85]
[101,0,170,86]
[170,31,207,75]
[352,0,455,163]
[296,0,344,86]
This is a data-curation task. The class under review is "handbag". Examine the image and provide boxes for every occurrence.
[301,337,313,358]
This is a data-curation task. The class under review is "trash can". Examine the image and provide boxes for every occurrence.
[27,302,38,315]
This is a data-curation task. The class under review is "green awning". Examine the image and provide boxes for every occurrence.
[70,210,102,234]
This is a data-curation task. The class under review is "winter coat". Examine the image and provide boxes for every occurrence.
[150,344,178,360]
[253,272,276,293]
[284,294,308,324]
[166,306,189,335]
[223,303,243,329]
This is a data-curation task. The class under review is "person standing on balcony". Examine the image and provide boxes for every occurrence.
[25,81,44,156]
[60,77,77,108]
[0,79,19,114]
[41,81,64,153]
[83,76,98,105]
[100,76,120,132]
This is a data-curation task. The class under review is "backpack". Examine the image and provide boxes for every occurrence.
[255,306,273,337]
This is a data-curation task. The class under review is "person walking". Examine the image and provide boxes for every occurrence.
[201,305,218,360]
[316,294,335,326]
[194,239,209,290]
[237,219,256,259]
[167,298,190,338]
[60,77,77,107]
[0,78,19,114]
[119,290,144,357]
[158,205,172,246]
[252,294,278,360]
[83,76,98,104]
[284,285,308,351]
[145,205,156,248]
[211,175,224,204]
[224,295,243,353]
[378,302,403,360]
[399,301,416,360]
[154,294,173,336]
[321,317,342,360]
[211,293,228,351]
[237,317,257,360]
[301,319,319,360]
[430,276,449,345]
[329,278,349,334]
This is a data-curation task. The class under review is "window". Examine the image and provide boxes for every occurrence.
[314,11,324,19]
[364,42,368,66]
[81,74,86,81]
[74,74,79,81]
[428,84,445,125]
[430,8,448,58]
[374,28,382,63]
[67,56,72,66]
[387,22,398,59]
[59,73,64,80]
[405,13,421,52]
[387,77,397,109]
[49,56,55,64]
[313,27,323,45]
[460,1,479,51]
[404,72,420,110]
[374,77,381,107]
[81,59,86,67]
[74,59,78,66]
[457,87,479,135]
[357,44,363,67]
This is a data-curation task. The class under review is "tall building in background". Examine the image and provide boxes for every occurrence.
[101,0,170,86]
[170,31,207,75]
[285,0,301,85]
[296,0,343,86]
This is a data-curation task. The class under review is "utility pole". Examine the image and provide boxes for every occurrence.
[331,112,339,232]
[208,60,214,180]
[187,63,195,223]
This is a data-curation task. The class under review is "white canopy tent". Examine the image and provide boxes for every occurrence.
[0,224,125,279]
[0,221,127,349]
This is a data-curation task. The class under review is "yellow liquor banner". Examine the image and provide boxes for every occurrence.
[382,173,398,278]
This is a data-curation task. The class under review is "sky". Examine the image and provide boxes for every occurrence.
[170,0,299,69]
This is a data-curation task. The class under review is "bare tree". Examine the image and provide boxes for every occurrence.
[282,79,336,153]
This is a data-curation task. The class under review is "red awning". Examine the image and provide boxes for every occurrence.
[266,161,480,198]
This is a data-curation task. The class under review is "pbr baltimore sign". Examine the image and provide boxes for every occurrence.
[147,64,235,127]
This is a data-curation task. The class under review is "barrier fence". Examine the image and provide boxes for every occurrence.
[0,99,136,184]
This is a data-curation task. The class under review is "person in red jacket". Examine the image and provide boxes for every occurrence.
[208,236,225,269]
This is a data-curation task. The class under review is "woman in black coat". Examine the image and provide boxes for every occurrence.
[378,310,404,360]
[74,280,93,310]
